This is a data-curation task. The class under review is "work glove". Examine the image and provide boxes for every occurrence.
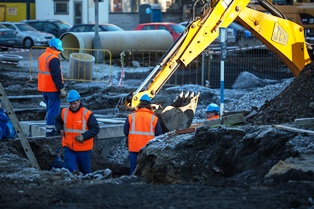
[59,130,65,137]
[60,88,67,98]
[75,135,84,143]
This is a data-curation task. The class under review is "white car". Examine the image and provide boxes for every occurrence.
[0,24,17,49]
[1,22,55,49]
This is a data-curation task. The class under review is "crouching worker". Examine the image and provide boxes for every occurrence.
[55,90,99,174]
[206,103,220,120]
[124,94,162,175]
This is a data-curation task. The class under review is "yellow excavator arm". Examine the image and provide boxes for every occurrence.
[126,0,313,133]
[237,3,312,76]
[127,0,252,108]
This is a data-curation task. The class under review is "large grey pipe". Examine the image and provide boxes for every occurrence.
[60,30,173,60]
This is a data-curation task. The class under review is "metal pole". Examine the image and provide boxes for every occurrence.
[201,52,205,86]
[93,0,103,63]
[219,27,227,123]
[26,0,30,20]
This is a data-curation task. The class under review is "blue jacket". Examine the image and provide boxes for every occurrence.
[49,58,64,90]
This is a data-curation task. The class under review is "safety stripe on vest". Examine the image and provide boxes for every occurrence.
[63,108,88,133]
[38,54,54,75]
[129,113,155,136]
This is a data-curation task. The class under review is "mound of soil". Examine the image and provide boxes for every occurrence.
[251,62,314,124]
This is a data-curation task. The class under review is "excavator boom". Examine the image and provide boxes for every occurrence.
[237,2,311,76]
[126,0,313,133]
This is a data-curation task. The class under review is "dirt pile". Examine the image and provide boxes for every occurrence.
[250,62,314,124]
[135,125,300,186]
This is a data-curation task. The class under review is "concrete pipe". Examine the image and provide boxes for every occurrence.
[68,53,95,80]
[60,30,173,60]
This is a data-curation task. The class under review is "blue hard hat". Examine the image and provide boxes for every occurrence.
[67,90,80,102]
[49,38,64,51]
[140,94,151,103]
[206,103,220,113]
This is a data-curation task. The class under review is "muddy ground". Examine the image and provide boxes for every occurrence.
[0,59,314,209]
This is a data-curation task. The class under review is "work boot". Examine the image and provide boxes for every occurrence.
[72,170,81,176]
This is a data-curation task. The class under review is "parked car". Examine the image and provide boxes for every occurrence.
[1,22,55,49]
[22,19,72,38]
[179,21,236,44]
[69,24,124,32]
[228,22,252,39]
[0,24,17,50]
[134,22,185,41]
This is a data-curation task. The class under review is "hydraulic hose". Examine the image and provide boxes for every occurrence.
[257,0,286,19]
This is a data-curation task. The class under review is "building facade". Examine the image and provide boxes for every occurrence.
[35,0,109,25]
[0,0,35,22]
[111,0,175,12]
[0,0,110,25]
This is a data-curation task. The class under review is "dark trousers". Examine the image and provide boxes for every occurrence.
[129,151,138,175]
[43,92,60,134]
[63,146,92,175]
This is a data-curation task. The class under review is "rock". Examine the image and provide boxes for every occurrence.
[232,71,279,89]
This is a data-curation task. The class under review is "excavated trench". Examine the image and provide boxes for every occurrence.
[1,62,314,177]
[1,57,314,208]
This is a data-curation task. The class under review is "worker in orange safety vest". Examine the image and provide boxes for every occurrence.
[55,90,99,174]
[38,38,67,137]
[124,94,162,175]
[206,103,220,120]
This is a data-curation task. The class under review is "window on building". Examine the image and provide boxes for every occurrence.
[54,0,69,15]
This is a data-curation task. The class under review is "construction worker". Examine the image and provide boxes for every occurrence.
[38,38,67,137]
[55,90,99,175]
[124,94,162,175]
[206,103,220,120]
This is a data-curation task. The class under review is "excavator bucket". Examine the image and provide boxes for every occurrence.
[154,91,200,133]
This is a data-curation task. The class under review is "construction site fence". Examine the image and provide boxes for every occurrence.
[29,46,292,89]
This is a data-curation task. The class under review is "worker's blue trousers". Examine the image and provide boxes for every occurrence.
[43,92,60,135]
[129,152,138,175]
[63,146,92,175]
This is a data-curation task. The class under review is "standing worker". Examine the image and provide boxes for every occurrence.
[124,94,162,175]
[55,90,99,175]
[205,103,220,120]
[38,38,67,137]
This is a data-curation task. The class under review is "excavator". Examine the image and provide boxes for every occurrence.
[126,0,313,133]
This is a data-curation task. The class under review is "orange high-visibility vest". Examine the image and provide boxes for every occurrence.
[207,115,220,120]
[127,108,158,152]
[38,48,64,92]
[61,107,94,151]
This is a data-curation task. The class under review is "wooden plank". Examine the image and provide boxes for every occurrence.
[166,127,196,137]
[176,127,196,134]
[272,124,314,136]
[0,83,41,170]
